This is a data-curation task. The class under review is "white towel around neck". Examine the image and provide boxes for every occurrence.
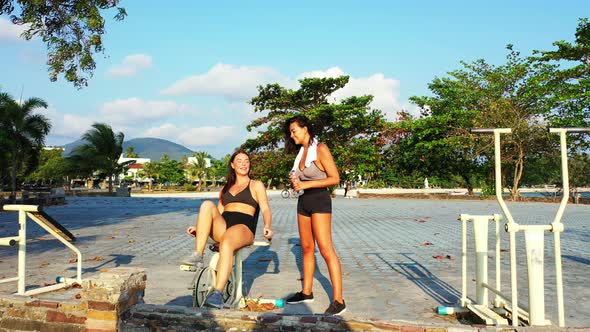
[292,139,318,170]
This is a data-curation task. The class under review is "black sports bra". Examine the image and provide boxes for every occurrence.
[221,181,258,209]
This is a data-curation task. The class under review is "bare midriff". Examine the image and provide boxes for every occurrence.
[223,202,256,216]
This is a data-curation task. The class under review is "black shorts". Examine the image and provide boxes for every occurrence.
[297,187,332,217]
[222,211,257,235]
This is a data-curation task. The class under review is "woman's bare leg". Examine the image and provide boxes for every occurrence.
[312,213,343,303]
[297,214,316,295]
[194,200,226,254]
[214,225,254,291]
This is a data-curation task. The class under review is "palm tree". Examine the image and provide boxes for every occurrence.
[139,161,160,190]
[0,92,51,196]
[70,123,132,193]
[186,151,211,191]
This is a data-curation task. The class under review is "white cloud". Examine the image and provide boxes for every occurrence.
[100,97,191,124]
[107,54,153,78]
[0,18,26,42]
[298,67,401,117]
[143,124,238,148]
[41,106,94,140]
[161,63,288,100]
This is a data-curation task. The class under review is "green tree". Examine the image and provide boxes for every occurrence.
[0,0,127,88]
[69,123,132,193]
[407,47,557,198]
[0,92,12,190]
[157,154,184,186]
[533,18,590,148]
[384,109,485,193]
[209,157,227,186]
[249,150,292,188]
[0,91,51,196]
[125,146,139,158]
[139,161,160,190]
[244,76,388,186]
[27,150,77,187]
[186,151,211,191]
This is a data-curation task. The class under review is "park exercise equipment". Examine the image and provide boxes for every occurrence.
[440,127,589,327]
[0,204,81,296]
[180,238,281,309]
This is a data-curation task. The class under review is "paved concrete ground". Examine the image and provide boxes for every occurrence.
[0,193,588,328]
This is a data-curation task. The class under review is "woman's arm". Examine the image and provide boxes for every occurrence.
[253,180,273,238]
[217,191,224,214]
[295,143,340,190]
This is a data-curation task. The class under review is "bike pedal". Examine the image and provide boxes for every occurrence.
[180,264,197,272]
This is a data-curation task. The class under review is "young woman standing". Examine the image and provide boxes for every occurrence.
[283,115,346,315]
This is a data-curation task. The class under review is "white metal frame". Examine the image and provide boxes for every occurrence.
[0,204,82,296]
[457,127,589,327]
[189,240,271,308]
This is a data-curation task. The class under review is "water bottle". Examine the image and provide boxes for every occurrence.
[257,298,285,308]
[290,170,304,195]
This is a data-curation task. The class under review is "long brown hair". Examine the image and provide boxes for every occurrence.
[283,115,317,154]
[221,150,250,197]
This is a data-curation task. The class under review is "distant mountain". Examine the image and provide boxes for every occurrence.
[63,137,194,161]
[124,138,194,161]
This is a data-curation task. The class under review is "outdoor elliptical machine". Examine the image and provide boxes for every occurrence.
[440,127,589,327]
[181,238,275,309]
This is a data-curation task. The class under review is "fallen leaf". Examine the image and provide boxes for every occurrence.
[85,256,104,262]
[420,242,433,246]
[241,298,276,312]
[433,255,453,260]
[415,219,427,223]
[74,293,82,299]
[69,258,78,263]
[39,262,50,267]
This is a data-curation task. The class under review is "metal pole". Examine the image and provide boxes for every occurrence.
[494,214,503,307]
[473,216,490,305]
[493,129,519,327]
[461,215,468,306]
[524,229,546,325]
[17,209,26,295]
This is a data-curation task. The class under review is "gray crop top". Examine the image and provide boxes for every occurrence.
[298,161,327,181]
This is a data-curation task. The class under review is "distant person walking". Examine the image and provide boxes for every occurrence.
[344,180,351,198]
[283,115,346,315]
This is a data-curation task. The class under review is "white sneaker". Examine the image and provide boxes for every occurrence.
[181,251,204,269]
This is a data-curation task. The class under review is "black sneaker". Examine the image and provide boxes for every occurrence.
[286,291,314,304]
[324,300,346,315]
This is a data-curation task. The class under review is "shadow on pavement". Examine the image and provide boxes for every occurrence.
[288,237,333,302]
[0,197,205,238]
[242,243,280,295]
[367,252,461,305]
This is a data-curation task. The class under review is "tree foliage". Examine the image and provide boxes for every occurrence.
[0,90,51,194]
[186,151,212,191]
[69,123,132,192]
[125,146,139,158]
[533,18,590,149]
[0,0,127,88]
[405,47,558,196]
[244,76,388,187]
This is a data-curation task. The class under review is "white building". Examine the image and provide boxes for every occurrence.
[118,156,151,184]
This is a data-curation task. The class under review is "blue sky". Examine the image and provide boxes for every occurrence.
[1,1,587,158]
